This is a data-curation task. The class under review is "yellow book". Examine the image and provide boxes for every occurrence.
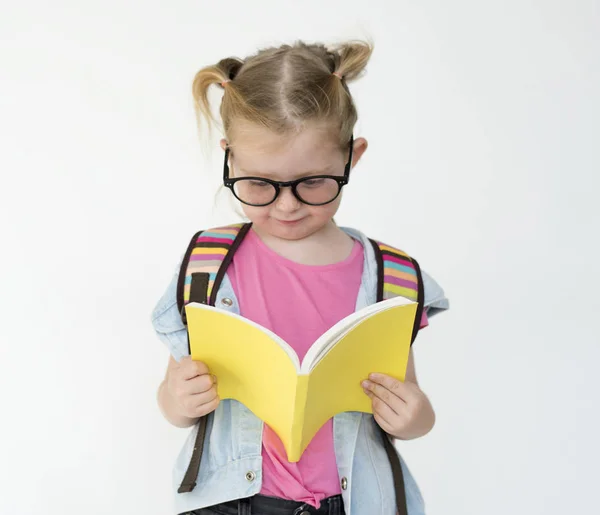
[185,296,417,462]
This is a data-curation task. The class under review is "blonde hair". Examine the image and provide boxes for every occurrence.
[192,40,373,146]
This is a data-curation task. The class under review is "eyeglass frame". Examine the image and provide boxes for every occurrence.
[222,135,354,207]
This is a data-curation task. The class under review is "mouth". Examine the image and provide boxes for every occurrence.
[274,217,305,226]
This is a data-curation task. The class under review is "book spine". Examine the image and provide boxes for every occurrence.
[287,375,310,463]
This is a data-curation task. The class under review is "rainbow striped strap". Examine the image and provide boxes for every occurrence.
[369,239,424,344]
[176,224,424,341]
[176,223,252,322]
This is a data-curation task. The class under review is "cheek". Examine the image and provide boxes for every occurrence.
[241,204,270,221]
[307,199,341,220]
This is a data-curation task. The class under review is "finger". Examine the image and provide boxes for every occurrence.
[187,389,219,415]
[177,357,199,380]
[364,388,400,428]
[367,391,398,425]
[183,390,220,418]
[173,372,214,399]
[173,374,216,397]
[368,373,416,403]
[193,360,210,375]
[362,379,405,414]
[195,395,220,417]
[179,357,210,380]
[190,387,218,407]
[373,411,395,435]
[187,373,216,395]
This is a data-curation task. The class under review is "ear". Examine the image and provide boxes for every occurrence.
[219,138,228,151]
[351,137,368,169]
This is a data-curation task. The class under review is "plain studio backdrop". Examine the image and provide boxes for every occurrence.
[1,1,598,514]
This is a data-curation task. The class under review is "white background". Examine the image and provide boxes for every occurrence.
[1,1,599,514]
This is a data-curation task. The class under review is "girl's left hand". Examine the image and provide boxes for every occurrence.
[362,373,435,440]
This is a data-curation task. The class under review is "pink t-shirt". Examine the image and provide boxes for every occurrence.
[228,229,428,507]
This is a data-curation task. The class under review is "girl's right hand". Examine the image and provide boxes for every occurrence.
[166,356,220,419]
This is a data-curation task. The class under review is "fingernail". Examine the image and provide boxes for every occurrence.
[212,374,218,384]
[361,380,371,388]
[369,373,381,380]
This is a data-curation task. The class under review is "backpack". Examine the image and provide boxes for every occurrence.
[175,222,424,515]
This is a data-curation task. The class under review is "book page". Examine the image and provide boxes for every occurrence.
[187,303,300,369]
[185,303,301,446]
[301,296,416,374]
[293,302,418,458]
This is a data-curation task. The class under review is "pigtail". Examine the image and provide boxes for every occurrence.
[323,40,373,143]
[218,57,244,82]
[192,56,271,138]
[191,57,243,135]
[330,40,373,82]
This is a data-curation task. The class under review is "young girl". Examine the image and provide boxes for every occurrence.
[152,40,449,515]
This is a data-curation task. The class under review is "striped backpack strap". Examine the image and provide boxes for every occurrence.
[368,239,425,345]
[176,222,251,494]
[369,239,425,515]
[176,222,252,325]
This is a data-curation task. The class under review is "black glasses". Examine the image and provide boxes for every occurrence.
[223,136,354,207]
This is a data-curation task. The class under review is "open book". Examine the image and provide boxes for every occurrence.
[185,296,417,462]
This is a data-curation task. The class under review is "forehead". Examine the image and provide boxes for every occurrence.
[228,121,344,176]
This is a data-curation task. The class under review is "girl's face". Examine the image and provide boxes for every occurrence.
[222,122,367,241]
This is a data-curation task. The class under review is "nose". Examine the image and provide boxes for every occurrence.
[274,186,301,212]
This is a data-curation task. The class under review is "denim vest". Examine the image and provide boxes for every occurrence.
[151,227,449,515]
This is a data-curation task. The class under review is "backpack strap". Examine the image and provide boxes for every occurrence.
[369,240,424,345]
[176,222,251,494]
[369,239,424,515]
[176,223,252,325]
[382,432,408,515]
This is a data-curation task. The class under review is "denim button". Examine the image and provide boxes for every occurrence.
[221,297,233,307]
[340,476,348,490]
[245,471,256,482]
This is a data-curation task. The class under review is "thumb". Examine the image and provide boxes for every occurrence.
[178,356,210,379]
[194,359,210,375]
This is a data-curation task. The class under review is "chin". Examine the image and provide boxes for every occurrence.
[263,218,330,241]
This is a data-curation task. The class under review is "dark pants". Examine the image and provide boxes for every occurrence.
[190,494,346,515]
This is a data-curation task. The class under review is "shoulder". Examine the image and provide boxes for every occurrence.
[150,223,250,360]
[342,226,449,316]
[420,269,449,316]
[150,253,189,361]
